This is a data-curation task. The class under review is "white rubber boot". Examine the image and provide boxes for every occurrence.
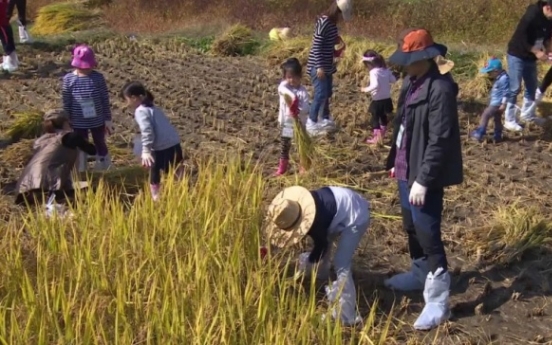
[413,267,451,331]
[324,272,363,326]
[77,152,88,172]
[384,257,429,291]
[503,103,522,131]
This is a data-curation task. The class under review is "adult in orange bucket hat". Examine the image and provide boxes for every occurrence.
[385,28,463,331]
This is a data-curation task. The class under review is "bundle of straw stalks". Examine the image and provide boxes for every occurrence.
[282,94,314,170]
[211,24,258,56]
[30,2,100,36]
[5,111,44,142]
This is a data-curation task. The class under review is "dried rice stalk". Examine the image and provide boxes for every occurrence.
[282,94,314,170]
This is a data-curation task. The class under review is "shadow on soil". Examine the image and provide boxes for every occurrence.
[451,250,552,320]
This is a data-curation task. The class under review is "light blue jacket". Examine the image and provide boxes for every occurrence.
[134,105,180,154]
[489,71,509,107]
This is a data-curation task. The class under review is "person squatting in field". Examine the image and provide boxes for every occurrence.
[121,82,184,201]
[503,0,552,131]
[0,0,18,72]
[360,50,396,145]
[385,28,463,330]
[305,0,352,136]
[274,58,310,176]
[14,109,96,205]
[7,0,31,43]
[471,57,509,143]
[62,44,114,171]
[265,185,370,326]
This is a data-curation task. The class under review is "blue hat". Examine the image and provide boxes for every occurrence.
[480,57,502,73]
[388,28,444,66]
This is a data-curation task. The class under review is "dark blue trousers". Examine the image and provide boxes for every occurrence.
[398,180,448,273]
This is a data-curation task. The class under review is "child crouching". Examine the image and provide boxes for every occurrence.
[471,57,508,142]
[265,185,370,326]
[121,82,184,200]
[14,109,96,204]
[275,58,310,176]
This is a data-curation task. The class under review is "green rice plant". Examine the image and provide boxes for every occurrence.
[0,155,396,343]
[4,111,43,142]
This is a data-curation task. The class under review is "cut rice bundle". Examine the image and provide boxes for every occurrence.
[281,93,315,170]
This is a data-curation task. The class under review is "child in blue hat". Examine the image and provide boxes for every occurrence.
[471,57,509,142]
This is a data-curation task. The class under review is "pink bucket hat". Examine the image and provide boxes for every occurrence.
[71,44,96,69]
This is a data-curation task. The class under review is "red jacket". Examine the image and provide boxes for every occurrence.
[0,0,8,27]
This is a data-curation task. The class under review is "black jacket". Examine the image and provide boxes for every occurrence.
[386,65,463,190]
[507,1,552,60]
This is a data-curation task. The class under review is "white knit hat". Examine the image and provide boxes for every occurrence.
[336,0,352,21]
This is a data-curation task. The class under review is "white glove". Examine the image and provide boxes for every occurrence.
[409,181,427,206]
[104,121,114,135]
[141,152,154,167]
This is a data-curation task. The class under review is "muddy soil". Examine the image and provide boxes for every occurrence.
[1,38,552,344]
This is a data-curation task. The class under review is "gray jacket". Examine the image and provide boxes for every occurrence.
[134,105,180,154]
[386,65,463,189]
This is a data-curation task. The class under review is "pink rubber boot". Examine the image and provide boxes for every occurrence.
[366,129,382,144]
[150,184,160,201]
[273,158,289,176]
[380,125,387,138]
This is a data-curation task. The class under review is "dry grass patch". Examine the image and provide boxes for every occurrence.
[261,36,396,77]
[465,205,552,265]
[30,1,101,36]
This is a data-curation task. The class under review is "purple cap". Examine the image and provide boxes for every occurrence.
[71,44,96,69]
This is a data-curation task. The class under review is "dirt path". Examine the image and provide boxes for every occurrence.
[1,37,552,343]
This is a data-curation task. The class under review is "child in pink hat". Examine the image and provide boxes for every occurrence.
[62,44,113,171]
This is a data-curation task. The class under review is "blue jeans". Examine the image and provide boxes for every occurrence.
[309,68,333,122]
[506,54,538,104]
[398,180,447,273]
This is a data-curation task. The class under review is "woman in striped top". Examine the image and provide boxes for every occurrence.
[62,44,113,171]
[305,0,352,136]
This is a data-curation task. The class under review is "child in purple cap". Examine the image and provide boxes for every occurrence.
[62,44,113,171]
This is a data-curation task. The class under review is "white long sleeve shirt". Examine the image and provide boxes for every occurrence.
[363,67,396,101]
[326,186,370,236]
[278,81,310,125]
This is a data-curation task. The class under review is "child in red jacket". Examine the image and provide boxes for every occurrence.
[0,0,18,72]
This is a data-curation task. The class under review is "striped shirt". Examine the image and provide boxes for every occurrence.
[62,70,112,129]
[306,16,339,75]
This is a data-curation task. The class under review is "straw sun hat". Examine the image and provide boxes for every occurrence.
[434,55,454,75]
[265,186,317,248]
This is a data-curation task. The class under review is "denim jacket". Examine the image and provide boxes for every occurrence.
[489,71,509,107]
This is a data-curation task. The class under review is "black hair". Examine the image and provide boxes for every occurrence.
[120,81,155,107]
[323,1,340,22]
[280,58,303,78]
[362,49,387,68]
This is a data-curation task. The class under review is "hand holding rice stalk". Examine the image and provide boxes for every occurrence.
[280,89,314,170]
